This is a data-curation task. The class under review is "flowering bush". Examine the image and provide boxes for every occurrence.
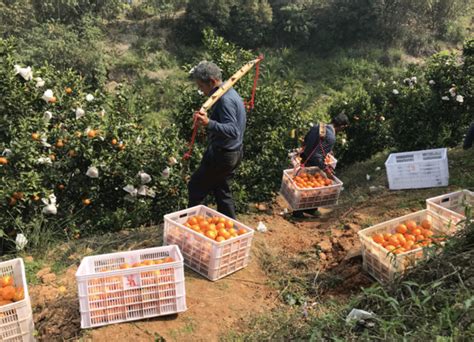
[0,39,188,250]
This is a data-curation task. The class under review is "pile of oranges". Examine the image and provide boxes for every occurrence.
[97,257,175,272]
[371,219,444,254]
[292,172,333,189]
[0,275,25,306]
[183,215,247,242]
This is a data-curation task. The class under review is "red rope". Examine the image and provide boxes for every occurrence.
[182,114,200,160]
[245,54,263,110]
[295,127,332,176]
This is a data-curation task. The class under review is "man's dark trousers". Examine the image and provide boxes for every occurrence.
[188,146,243,219]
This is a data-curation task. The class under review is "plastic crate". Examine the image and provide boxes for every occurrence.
[358,210,454,283]
[426,190,473,224]
[279,166,343,210]
[384,148,449,190]
[76,245,186,329]
[0,258,35,342]
[163,205,254,281]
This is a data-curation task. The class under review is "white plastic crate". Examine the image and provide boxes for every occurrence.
[0,258,35,342]
[358,210,454,283]
[163,205,254,281]
[384,148,449,190]
[426,190,473,224]
[76,245,186,329]
[279,166,343,210]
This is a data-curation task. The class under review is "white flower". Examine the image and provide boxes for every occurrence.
[456,95,464,103]
[137,185,148,196]
[410,76,417,84]
[442,96,450,101]
[341,138,347,145]
[137,171,152,184]
[449,87,456,97]
[188,66,195,75]
[403,78,411,85]
[137,185,156,198]
[86,166,99,178]
[42,203,57,215]
[2,149,12,156]
[123,184,138,197]
[41,193,57,215]
[392,81,397,85]
[168,157,178,166]
[43,111,53,122]
[86,94,94,102]
[15,234,28,251]
[379,116,385,121]
[375,167,381,171]
[35,77,45,88]
[37,157,52,165]
[75,107,85,119]
[429,80,435,85]
[98,109,106,118]
[40,137,51,147]
[42,89,54,102]
[136,136,142,144]
[197,90,204,96]
[14,65,33,81]
[309,122,314,127]
[392,89,399,95]
[366,174,371,181]
[161,167,170,178]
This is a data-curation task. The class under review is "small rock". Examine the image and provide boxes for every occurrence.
[319,253,327,260]
[257,203,267,211]
[331,228,344,238]
[318,240,332,252]
[345,223,360,232]
[331,237,339,245]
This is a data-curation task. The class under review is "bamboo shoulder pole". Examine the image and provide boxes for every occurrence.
[199,57,262,112]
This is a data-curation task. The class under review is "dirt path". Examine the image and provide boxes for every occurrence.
[29,189,428,341]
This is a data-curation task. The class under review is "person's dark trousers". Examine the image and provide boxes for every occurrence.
[188,146,243,219]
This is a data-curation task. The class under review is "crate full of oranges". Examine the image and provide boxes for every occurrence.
[358,210,454,283]
[280,166,343,210]
[76,245,186,328]
[164,205,254,281]
[0,258,35,342]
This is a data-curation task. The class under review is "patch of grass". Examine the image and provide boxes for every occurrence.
[22,257,45,285]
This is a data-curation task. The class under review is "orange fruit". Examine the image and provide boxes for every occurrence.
[383,233,392,241]
[120,263,131,269]
[224,220,234,229]
[191,225,200,232]
[228,228,237,235]
[199,221,209,231]
[396,224,407,234]
[422,229,434,238]
[12,192,24,200]
[164,257,174,263]
[412,228,422,236]
[13,287,24,302]
[421,219,431,230]
[0,157,8,165]
[205,230,217,240]
[0,299,13,306]
[49,96,57,103]
[57,184,65,190]
[65,87,73,94]
[49,154,56,161]
[385,245,396,252]
[208,224,217,231]
[405,220,417,232]
[56,139,64,148]
[31,132,40,140]
[216,236,225,242]
[68,150,77,157]
[87,130,97,138]
[405,234,415,242]
[218,229,231,240]
[2,286,15,300]
[111,138,118,145]
[188,217,198,226]
[82,198,91,206]
[216,222,226,230]
[372,234,384,244]
[0,276,13,287]
[238,228,247,235]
